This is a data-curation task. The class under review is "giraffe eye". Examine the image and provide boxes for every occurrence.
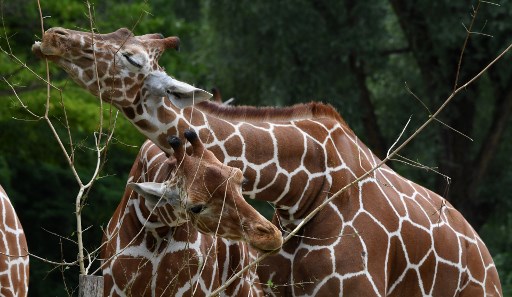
[189,205,206,214]
[123,53,142,68]
[242,178,249,187]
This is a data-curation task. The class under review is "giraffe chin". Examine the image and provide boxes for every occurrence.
[246,233,283,254]
[247,241,281,255]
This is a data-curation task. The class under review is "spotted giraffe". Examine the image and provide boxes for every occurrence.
[34,27,502,296]
[101,130,281,296]
[0,185,29,297]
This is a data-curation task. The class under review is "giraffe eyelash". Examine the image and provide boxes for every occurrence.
[122,53,142,68]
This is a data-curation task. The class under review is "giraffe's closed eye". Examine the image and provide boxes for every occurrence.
[189,205,206,214]
[123,53,142,68]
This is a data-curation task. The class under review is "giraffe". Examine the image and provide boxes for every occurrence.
[34,27,502,296]
[101,130,281,296]
[0,185,29,297]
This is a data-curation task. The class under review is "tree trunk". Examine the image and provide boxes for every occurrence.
[347,52,389,160]
[78,275,104,297]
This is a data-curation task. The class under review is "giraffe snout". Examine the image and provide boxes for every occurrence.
[37,27,71,57]
[248,222,283,252]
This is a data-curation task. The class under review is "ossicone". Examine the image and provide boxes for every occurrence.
[167,135,181,149]
[184,129,198,142]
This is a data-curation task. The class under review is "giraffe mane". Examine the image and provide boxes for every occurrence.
[196,100,348,125]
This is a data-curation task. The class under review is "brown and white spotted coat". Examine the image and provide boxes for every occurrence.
[0,185,29,297]
[35,27,502,296]
[101,131,281,297]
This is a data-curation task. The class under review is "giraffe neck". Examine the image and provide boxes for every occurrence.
[122,97,374,226]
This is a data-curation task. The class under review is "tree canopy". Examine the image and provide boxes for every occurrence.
[1,0,511,295]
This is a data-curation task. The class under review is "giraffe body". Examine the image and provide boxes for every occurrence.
[35,27,502,296]
[0,185,29,297]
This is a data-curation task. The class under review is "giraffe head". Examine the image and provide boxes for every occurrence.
[130,130,283,252]
[32,27,211,108]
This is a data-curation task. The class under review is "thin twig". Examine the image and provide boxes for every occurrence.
[453,0,480,92]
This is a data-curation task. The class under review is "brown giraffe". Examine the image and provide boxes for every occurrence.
[101,130,281,296]
[0,185,29,297]
[34,27,502,296]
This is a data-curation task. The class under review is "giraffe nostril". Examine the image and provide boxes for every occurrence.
[255,224,272,234]
[49,28,68,36]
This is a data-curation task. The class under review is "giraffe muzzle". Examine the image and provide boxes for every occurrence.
[32,27,72,58]
[247,222,283,252]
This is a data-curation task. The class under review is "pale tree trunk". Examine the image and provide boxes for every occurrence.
[78,275,104,297]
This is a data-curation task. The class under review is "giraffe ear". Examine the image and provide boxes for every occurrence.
[166,78,212,109]
[127,182,180,209]
[145,71,212,108]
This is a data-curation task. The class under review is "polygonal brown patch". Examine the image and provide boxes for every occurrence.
[258,252,292,295]
[223,135,243,158]
[418,251,436,294]
[239,125,274,165]
[464,237,486,283]
[302,140,326,175]
[431,261,461,296]
[274,125,305,172]
[352,211,389,293]
[135,119,158,133]
[333,225,366,275]
[432,224,460,263]
[388,268,421,297]
[314,277,341,296]
[360,181,400,232]
[400,220,433,265]
[342,273,380,296]
[255,172,289,203]
[122,106,136,120]
[293,247,334,296]
[205,116,236,141]
[257,163,278,189]
[387,235,408,289]
[302,203,343,246]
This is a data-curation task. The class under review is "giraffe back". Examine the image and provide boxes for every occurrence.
[255,119,502,296]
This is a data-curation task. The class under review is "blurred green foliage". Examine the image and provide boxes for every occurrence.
[0,0,511,295]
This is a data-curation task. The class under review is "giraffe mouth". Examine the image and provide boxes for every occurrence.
[31,42,45,58]
[32,41,61,59]
[249,243,282,254]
